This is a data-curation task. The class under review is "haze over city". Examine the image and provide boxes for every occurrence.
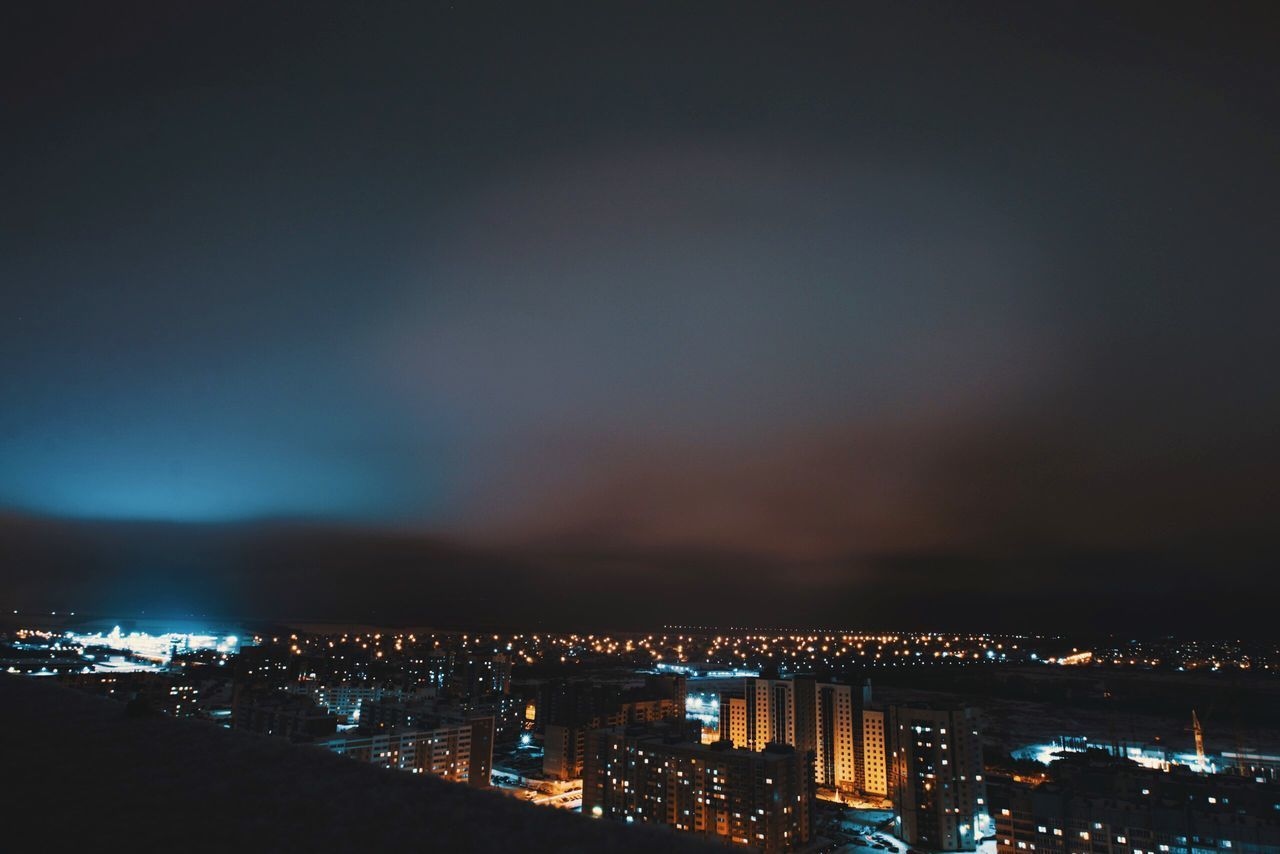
[5,2,1278,633]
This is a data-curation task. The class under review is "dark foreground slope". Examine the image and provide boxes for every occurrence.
[0,675,707,852]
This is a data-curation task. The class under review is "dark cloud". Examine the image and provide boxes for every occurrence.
[1,2,1278,629]
[3,512,1275,634]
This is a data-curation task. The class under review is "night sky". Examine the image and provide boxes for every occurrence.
[3,2,1278,631]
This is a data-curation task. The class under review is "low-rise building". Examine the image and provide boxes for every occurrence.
[358,696,495,787]
[543,697,684,780]
[317,722,476,784]
[990,752,1280,854]
[232,690,337,741]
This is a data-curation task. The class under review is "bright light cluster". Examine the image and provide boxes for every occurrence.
[1016,739,1217,775]
[65,626,240,662]
[685,692,721,728]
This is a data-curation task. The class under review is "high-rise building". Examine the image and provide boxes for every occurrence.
[749,678,797,750]
[815,681,858,793]
[793,676,818,770]
[544,722,581,781]
[448,652,512,700]
[719,676,857,794]
[990,752,1280,854]
[887,704,984,851]
[583,725,814,853]
[462,713,495,787]
[536,678,625,731]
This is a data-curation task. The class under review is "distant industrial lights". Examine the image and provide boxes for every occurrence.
[63,626,242,663]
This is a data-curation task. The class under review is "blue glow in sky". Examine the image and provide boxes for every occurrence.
[2,1,1277,632]
[1,432,387,521]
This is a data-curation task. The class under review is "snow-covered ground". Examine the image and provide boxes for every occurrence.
[821,805,996,854]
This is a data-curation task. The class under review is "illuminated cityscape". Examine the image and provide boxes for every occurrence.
[5,1,1280,851]
[3,618,1279,852]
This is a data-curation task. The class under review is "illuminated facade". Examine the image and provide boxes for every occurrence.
[887,704,984,851]
[685,692,722,743]
[861,707,888,796]
[749,678,797,750]
[722,696,749,749]
[719,677,857,793]
[359,699,496,787]
[583,726,813,853]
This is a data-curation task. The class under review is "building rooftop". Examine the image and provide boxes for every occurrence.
[1000,750,1280,824]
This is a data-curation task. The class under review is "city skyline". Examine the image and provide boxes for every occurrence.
[5,4,1279,851]
[8,616,1278,852]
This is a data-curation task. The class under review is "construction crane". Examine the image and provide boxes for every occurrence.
[1192,709,1206,765]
